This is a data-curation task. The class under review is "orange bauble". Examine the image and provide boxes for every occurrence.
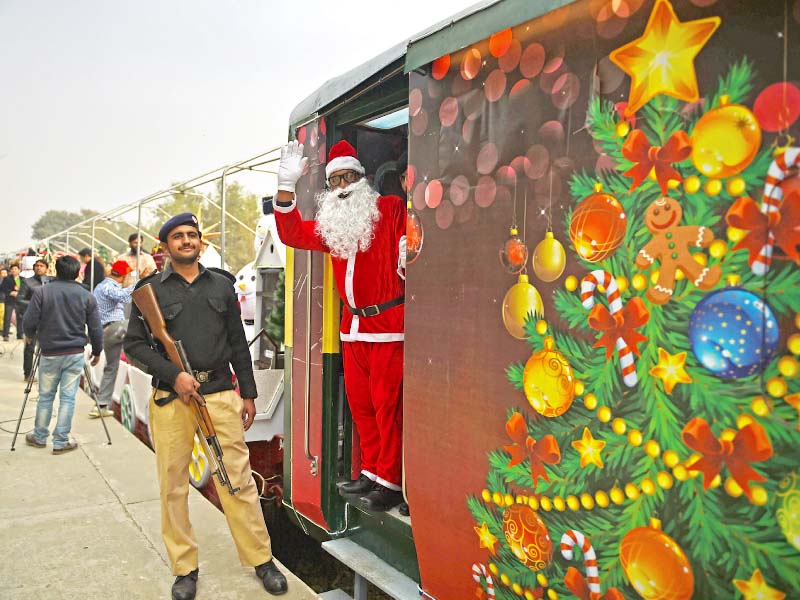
[502,504,553,571]
[691,96,761,179]
[569,185,627,262]
[620,519,694,600]
[522,336,575,417]
[406,206,424,264]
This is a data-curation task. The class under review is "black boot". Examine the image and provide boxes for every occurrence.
[255,559,288,595]
[361,484,403,512]
[338,474,375,496]
[398,502,410,517]
[172,569,198,600]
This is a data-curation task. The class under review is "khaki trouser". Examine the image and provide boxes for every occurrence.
[150,388,272,576]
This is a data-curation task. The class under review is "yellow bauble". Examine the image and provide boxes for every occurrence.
[502,504,553,571]
[523,336,575,417]
[727,226,746,243]
[789,334,800,356]
[708,240,727,259]
[632,273,647,291]
[777,470,800,551]
[778,356,799,378]
[532,232,566,282]
[565,275,578,292]
[691,97,762,178]
[767,377,788,398]
[726,177,746,196]
[620,519,694,600]
[502,274,544,340]
[616,121,631,137]
[683,175,701,194]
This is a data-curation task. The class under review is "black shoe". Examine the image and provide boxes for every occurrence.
[361,484,403,512]
[255,560,288,595]
[171,569,198,600]
[339,474,375,496]
[398,502,410,517]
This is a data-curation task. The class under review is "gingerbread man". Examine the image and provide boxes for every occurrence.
[636,197,721,304]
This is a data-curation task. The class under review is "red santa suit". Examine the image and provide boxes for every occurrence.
[274,175,405,490]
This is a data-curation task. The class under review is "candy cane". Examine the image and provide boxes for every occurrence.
[752,146,800,275]
[471,563,495,599]
[561,529,601,600]
[580,270,638,387]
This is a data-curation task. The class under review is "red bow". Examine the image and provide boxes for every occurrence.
[564,567,625,600]
[504,412,560,491]
[622,130,692,194]
[681,418,773,501]
[725,193,800,266]
[587,298,649,359]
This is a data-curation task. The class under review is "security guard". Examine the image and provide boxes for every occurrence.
[124,213,287,599]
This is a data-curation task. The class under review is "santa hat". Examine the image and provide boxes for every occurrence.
[110,260,133,277]
[325,140,365,179]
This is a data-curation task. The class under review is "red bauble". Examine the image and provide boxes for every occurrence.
[754,82,800,132]
[502,504,553,571]
[499,228,528,274]
[406,207,424,264]
[568,186,627,262]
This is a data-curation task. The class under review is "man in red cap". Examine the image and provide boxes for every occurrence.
[274,140,407,512]
[90,259,136,417]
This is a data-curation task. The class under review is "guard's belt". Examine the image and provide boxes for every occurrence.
[345,295,404,318]
[153,366,232,404]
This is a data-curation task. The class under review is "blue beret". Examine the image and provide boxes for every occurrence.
[158,212,201,242]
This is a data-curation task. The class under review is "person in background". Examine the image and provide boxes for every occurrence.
[1,263,24,341]
[121,233,157,287]
[0,266,8,335]
[124,213,287,599]
[22,256,102,454]
[90,260,135,418]
[77,248,105,291]
[17,259,53,381]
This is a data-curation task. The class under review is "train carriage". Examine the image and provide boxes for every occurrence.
[279,1,800,599]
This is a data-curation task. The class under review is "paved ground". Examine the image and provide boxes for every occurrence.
[0,339,318,600]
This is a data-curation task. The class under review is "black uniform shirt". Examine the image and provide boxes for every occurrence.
[123,263,257,399]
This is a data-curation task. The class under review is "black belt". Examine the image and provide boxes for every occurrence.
[346,295,404,318]
[154,366,230,393]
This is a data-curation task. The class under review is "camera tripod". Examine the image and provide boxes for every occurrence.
[10,346,113,450]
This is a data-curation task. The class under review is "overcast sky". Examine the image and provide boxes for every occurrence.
[0,0,472,251]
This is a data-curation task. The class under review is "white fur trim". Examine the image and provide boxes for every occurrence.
[273,199,296,213]
[376,477,402,491]
[361,470,377,481]
[340,332,405,342]
[326,156,365,179]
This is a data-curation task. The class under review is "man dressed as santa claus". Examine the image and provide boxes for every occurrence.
[273,140,407,512]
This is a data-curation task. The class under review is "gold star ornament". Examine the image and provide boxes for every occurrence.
[733,569,786,600]
[650,347,692,394]
[610,0,720,115]
[572,427,606,469]
[474,522,499,555]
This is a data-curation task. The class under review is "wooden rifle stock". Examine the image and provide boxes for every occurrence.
[131,284,239,495]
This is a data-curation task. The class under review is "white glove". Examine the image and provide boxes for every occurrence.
[277,141,308,193]
[398,235,407,270]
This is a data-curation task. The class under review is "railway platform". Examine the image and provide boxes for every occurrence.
[0,340,317,600]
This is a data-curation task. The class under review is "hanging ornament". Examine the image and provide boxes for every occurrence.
[609,0,720,115]
[725,147,800,275]
[501,504,553,571]
[581,269,649,387]
[620,518,694,600]
[691,96,762,178]
[569,184,627,263]
[406,200,424,264]
[531,231,566,282]
[523,335,575,417]
[753,82,800,132]
[502,274,544,340]
[777,469,800,552]
[500,227,528,274]
[688,287,780,379]
[636,197,721,305]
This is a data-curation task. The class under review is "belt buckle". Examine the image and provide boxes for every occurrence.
[195,370,209,383]
[363,304,380,317]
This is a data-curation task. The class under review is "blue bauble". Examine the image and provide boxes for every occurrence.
[689,288,779,379]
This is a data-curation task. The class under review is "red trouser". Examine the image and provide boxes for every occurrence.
[342,340,404,489]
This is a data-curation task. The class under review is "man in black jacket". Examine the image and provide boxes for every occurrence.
[17,259,53,381]
[124,213,287,600]
[1,263,24,340]
[22,256,102,454]
[78,248,105,291]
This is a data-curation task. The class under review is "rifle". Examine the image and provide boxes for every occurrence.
[131,284,240,495]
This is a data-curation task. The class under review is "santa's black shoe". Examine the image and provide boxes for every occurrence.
[361,484,403,512]
[339,474,375,496]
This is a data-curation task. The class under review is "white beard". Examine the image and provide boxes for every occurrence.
[315,178,380,259]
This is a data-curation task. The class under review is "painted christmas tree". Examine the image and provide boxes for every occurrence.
[467,2,800,599]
